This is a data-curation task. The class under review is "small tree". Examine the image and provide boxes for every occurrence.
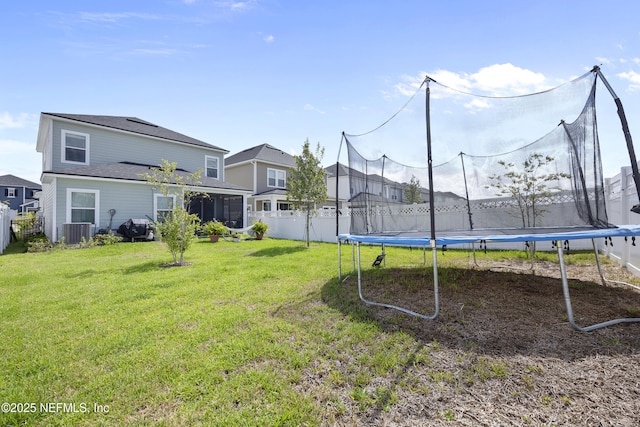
[486,153,570,228]
[404,175,423,204]
[139,159,203,265]
[286,139,327,247]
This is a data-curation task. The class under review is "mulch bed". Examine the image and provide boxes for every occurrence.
[327,258,640,425]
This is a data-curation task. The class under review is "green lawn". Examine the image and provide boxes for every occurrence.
[1,238,390,426]
[1,238,639,426]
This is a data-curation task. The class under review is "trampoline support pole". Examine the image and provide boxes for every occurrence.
[356,241,440,320]
[338,237,342,281]
[557,240,640,332]
[591,238,607,287]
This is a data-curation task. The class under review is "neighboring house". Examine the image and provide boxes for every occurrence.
[224,144,297,213]
[326,162,465,208]
[36,113,252,242]
[0,174,41,212]
[324,163,351,210]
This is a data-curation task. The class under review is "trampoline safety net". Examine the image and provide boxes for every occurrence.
[342,68,626,237]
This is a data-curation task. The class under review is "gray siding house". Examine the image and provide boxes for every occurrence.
[225,144,297,213]
[36,113,251,242]
[0,174,41,212]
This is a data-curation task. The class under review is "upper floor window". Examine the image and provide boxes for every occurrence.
[62,130,90,164]
[205,156,219,179]
[267,168,286,188]
[5,188,16,198]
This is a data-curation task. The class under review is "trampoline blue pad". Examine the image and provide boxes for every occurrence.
[339,224,640,246]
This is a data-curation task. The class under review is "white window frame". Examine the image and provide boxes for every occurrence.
[66,188,99,225]
[267,168,286,188]
[205,155,219,179]
[61,130,90,165]
[6,188,16,198]
[153,193,177,222]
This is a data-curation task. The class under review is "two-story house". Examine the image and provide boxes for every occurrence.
[36,113,252,242]
[0,174,41,213]
[224,144,297,214]
[326,162,465,209]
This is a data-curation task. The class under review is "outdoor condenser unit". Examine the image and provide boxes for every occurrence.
[62,223,92,244]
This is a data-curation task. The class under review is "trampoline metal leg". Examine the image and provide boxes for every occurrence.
[591,238,607,287]
[356,241,439,320]
[338,238,342,281]
[557,241,640,332]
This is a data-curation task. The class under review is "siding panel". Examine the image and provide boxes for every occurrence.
[54,178,158,240]
[51,120,224,174]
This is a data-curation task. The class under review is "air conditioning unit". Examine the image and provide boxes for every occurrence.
[62,223,92,244]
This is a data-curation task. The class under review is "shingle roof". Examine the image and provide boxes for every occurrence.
[0,174,41,189]
[225,144,296,167]
[43,162,250,192]
[324,162,350,177]
[43,113,227,153]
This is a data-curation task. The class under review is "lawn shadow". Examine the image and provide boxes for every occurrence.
[247,246,308,257]
[122,260,166,274]
[321,265,640,360]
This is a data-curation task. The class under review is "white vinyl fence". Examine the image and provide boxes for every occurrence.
[0,204,12,255]
[252,166,640,276]
[602,166,640,275]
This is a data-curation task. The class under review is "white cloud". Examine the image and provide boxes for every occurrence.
[304,104,325,114]
[215,0,257,11]
[76,11,162,24]
[470,63,547,95]
[129,48,177,56]
[395,64,549,103]
[618,70,640,91]
[463,98,491,113]
[263,34,274,43]
[0,139,41,183]
[595,56,614,65]
[428,69,474,92]
[0,112,35,130]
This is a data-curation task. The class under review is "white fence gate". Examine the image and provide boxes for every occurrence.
[0,205,12,255]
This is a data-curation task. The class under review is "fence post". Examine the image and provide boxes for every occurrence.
[0,205,10,254]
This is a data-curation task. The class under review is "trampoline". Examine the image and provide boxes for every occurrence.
[339,225,640,332]
[336,66,640,332]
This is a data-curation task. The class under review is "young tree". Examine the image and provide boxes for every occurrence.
[286,139,327,247]
[139,159,203,266]
[486,153,570,228]
[404,175,424,204]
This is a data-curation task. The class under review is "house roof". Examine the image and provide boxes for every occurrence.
[0,174,41,189]
[225,144,296,167]
[42,162,251,192]
[42,113,228,153]
[325,162,352,178]
[254,188,288,197]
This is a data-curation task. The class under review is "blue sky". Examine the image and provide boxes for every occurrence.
[2,0,640,185]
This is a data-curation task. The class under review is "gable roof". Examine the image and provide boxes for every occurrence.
[0,174,41,189]
[324,162,351,178]
[42,162,250,192]
[225,144,296,167]
[42,113,227,153]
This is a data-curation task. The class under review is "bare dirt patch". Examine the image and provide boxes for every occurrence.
[321,258,640,425]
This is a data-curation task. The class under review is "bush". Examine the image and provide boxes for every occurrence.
[251,220,268,235]
[202,220,228,236]
[26,234,53,253]
[93,231,123,246]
